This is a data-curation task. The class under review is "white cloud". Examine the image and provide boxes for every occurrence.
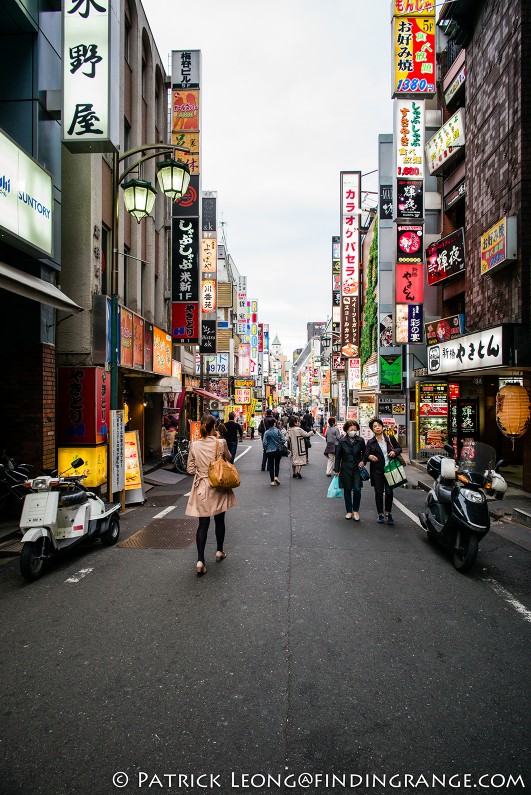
[142,0,392,356]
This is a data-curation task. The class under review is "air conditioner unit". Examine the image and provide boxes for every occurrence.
[210,401,220,410]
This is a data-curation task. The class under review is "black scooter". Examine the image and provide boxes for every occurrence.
[419,442,508,573]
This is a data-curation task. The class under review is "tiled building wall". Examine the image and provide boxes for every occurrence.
[465,0,528,330]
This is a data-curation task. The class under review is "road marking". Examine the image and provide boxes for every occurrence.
[394,498,531,624]
[153,505,177,519]
[393,496,421,526]
[481,577,531,624]
[65,567,93,583]
[234,445,252,462]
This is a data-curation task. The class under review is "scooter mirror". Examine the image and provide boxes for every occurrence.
[495,459,509,472]
[70,457,85,469]
[443,443,455,457]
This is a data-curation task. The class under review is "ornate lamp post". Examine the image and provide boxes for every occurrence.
[110,145,190,411]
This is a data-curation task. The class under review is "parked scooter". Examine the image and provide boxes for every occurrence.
[419,442,508,573]
[19,458,120,582]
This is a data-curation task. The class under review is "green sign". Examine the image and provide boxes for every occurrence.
[380,355,402,390]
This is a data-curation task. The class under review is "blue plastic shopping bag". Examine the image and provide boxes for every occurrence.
[327,475,343,499]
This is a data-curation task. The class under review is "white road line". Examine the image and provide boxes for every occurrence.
[65,567,94,583]
[394,497,531,624]
[234,445,252,462]
[153,505,177,519]
[393,496,422,526]
[481,577,531,624]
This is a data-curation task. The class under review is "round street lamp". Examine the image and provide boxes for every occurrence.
[122,178,157,223]
[156,158,191,202]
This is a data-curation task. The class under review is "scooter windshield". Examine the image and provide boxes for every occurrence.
[458,441,497,475]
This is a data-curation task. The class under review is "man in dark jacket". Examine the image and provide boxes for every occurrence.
[224,412,243,461]
[258,409,275,470]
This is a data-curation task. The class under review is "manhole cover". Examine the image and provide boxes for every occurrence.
[147,494,182,508]
[119,518,196,549]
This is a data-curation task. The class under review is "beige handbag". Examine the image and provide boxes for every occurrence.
[208,441,240,489]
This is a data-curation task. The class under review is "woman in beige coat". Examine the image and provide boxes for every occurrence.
[287,417,316,479]
[186,415,237,576]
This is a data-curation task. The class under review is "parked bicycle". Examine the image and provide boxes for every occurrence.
[172,436,190,474]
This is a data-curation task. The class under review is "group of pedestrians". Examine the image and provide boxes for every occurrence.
[183,407,402,578]
[329,416,402,525]
[259,408,317,484]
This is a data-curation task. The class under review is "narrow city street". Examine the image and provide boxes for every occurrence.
[0,434,529,795]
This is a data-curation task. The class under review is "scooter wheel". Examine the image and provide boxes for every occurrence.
[20,540,46,582]
[452,535,479,573]
[100,516,120,547]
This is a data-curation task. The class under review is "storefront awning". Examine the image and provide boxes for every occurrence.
[144,377,182,394]
[0,261,82,312]
[192,387,230,404]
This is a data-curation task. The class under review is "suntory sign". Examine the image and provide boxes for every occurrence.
[0,128,53,257]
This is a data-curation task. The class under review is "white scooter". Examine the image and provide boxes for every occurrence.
[19,458,120,582]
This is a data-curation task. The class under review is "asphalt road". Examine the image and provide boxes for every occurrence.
[0,434,530,795]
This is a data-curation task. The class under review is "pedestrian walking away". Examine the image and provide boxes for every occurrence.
[224,411,243,462]
[287,416,316,479]
[263,422,287,485]
[334,420,366,521]
[363,417,402,526]
[258,410,275,471]
[250,413,259,440]
[324,416,341,476]
[185,415,237,576]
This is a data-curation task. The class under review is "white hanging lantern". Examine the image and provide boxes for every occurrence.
[122,178,157,223]
[156,158,191,202]
[495,383,531,449]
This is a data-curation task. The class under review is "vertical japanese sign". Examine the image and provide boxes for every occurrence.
[200,191,217,354]
[393,98,425,345]
[340,171,361,358]
[392,14,435,98]
[250,299,259,376]
[172,50,201,345]
[62,0,120,153]
[332,235,341,326]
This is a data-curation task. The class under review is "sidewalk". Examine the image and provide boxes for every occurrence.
[407,460,531,552]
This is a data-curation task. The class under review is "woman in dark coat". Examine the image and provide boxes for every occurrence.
[334,420,366,521]
[363,417,402,526]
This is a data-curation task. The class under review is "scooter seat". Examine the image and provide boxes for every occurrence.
[435,482,453,504]
[59,488,88,507]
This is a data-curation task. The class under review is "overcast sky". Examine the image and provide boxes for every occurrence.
[142,0,393,358]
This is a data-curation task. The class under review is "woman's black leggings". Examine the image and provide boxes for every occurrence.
[196,512,226,563]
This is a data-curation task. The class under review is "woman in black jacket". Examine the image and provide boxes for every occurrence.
[363,417,402,526]
[334,420,366,521]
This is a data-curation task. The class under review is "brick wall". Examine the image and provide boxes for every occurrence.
[465,0,529,330]
[0,343,56,471]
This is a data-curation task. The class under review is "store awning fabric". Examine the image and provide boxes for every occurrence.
[0,261,82,312]
[192,387,230,404]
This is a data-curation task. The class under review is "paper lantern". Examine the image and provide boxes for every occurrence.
[495,383,531,449]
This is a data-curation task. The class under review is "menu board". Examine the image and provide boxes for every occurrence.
[124,430,145,505]
[416,382,448,452]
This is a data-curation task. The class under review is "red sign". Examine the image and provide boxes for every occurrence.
[395,263,424,303]
[133,314,144,369]
[57,367,109,445]
[120,308,133,367]
[449,383,460,401]
[172,302,199,344]
[396,224,423,263]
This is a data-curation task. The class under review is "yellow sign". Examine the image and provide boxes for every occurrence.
[124,432,142,490]
[58,445,108,488]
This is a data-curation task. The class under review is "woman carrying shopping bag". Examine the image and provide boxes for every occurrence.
[363,417,402,526]
[323,416,341,476]
[334,420,366,521]
[186,415,238,576]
